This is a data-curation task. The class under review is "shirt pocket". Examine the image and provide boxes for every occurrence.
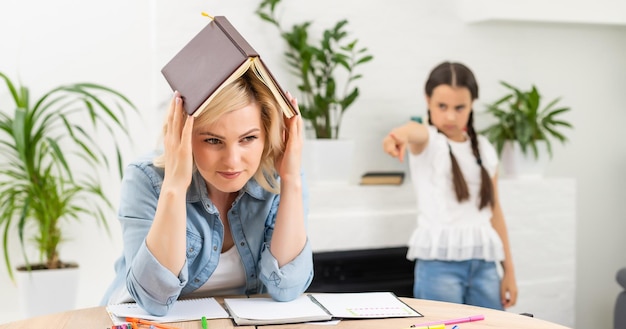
[185,230,202,262]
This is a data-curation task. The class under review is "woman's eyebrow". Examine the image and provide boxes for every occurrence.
[238,128,261,138]
[198,131,224,139]
[197,128,260,139]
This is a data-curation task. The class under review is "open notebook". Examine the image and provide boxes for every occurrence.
[106,297,229,325]
[224,292,423,326]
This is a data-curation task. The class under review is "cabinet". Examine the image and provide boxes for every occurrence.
[307,183,416,252]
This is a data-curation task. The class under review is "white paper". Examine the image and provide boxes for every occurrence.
[106,297,229,325]
[309,292,422,318]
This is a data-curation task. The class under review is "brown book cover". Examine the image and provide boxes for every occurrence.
[360,171,405,185]
[161,16,296,118]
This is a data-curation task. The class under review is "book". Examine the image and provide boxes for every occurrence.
[360,171,405,185]
[223,292,422,326]
[161,15,297,118]
[105,297,229,325]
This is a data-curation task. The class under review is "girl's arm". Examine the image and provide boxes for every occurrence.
[490,172,518,308]
[382,121,430,162]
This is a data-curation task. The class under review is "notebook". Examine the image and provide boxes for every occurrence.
[223,292,422,326]
[106,297,229,325]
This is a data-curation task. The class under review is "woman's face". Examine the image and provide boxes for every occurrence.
[426,84,473,142]
[192,102,265,196]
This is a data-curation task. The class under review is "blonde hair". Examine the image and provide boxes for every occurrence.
[155,70,285,194]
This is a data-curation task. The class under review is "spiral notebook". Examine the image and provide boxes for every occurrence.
[106,297,229,325]
[224,292,422,326]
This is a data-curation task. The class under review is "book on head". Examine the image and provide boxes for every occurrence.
[161,15,296,118]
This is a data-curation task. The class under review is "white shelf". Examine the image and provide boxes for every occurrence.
[457,0,626,26]
[307,183,417,252]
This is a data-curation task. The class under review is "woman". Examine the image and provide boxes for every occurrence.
[101,70,312,316]
[382,62,517,310]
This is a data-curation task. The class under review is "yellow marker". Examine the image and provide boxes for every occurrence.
[201,11,214,20]
[407,325,445,329]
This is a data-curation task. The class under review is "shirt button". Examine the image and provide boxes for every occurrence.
[194,278,200,283]
[213,246,218,251]
[240,242,245,246]
[188,247,194,253]
[250,274,255,278]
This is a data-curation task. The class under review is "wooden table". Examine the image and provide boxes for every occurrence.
[0,297,571,329]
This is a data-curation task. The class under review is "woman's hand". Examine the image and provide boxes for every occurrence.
[276,92,303,181]
[270,92,307,266]
[145,91,194,276]
[163,91,195,190]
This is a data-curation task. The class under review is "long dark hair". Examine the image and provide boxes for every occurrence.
[425,62,494,209]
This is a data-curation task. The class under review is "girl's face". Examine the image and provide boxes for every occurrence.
[192,103,265,196]
[426,84,473,142]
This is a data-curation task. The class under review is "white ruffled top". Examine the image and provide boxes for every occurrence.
[406,126,504,262]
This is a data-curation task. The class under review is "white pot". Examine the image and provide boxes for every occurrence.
[500,141,549,179]
[302,139,355,184]
[15,264,80,318]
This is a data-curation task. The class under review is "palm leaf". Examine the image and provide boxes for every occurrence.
[0,71,136,279]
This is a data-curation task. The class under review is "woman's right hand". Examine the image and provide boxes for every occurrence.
[163,91,195,190]
[145,91,194,276]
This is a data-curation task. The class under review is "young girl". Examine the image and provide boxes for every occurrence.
[382,61,517,310]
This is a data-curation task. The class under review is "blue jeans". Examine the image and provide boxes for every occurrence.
[413,259,503,310]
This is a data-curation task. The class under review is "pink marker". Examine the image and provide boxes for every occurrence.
[410,315,485,327]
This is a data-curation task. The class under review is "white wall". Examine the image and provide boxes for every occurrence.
[1,1,625,328]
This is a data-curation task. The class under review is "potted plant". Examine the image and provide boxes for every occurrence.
[256,0,373,140]
[256,0,373,183]
[480,81,572,177]
[0,71,136,317]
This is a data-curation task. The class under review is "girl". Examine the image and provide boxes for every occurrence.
[382,61,517,310]
[101,70,312,316]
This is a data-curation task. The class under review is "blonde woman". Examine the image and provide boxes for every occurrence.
[102,71,311,316]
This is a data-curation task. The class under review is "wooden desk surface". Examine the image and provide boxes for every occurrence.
[0,297,571,329]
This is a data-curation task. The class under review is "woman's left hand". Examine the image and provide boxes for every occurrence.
[276,92,303,181]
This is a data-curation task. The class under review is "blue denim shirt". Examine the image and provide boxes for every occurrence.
[101,153,313,316]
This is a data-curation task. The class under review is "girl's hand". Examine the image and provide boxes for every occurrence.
[163,91,195,190]
[382,132,407,163]
[276,92,303,181]
[500,271,518,308]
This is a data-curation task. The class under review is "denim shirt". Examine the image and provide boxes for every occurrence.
[101,153,313,316]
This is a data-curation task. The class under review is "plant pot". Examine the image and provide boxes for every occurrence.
[500,141,549,179]
[302,139,355,184]
[15,263,79,318]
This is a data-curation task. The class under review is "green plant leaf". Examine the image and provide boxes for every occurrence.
[255,0,373,139]
[0,72,136,278]
[480,81,572,157]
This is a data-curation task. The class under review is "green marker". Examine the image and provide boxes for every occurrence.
[201,316,208,329]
